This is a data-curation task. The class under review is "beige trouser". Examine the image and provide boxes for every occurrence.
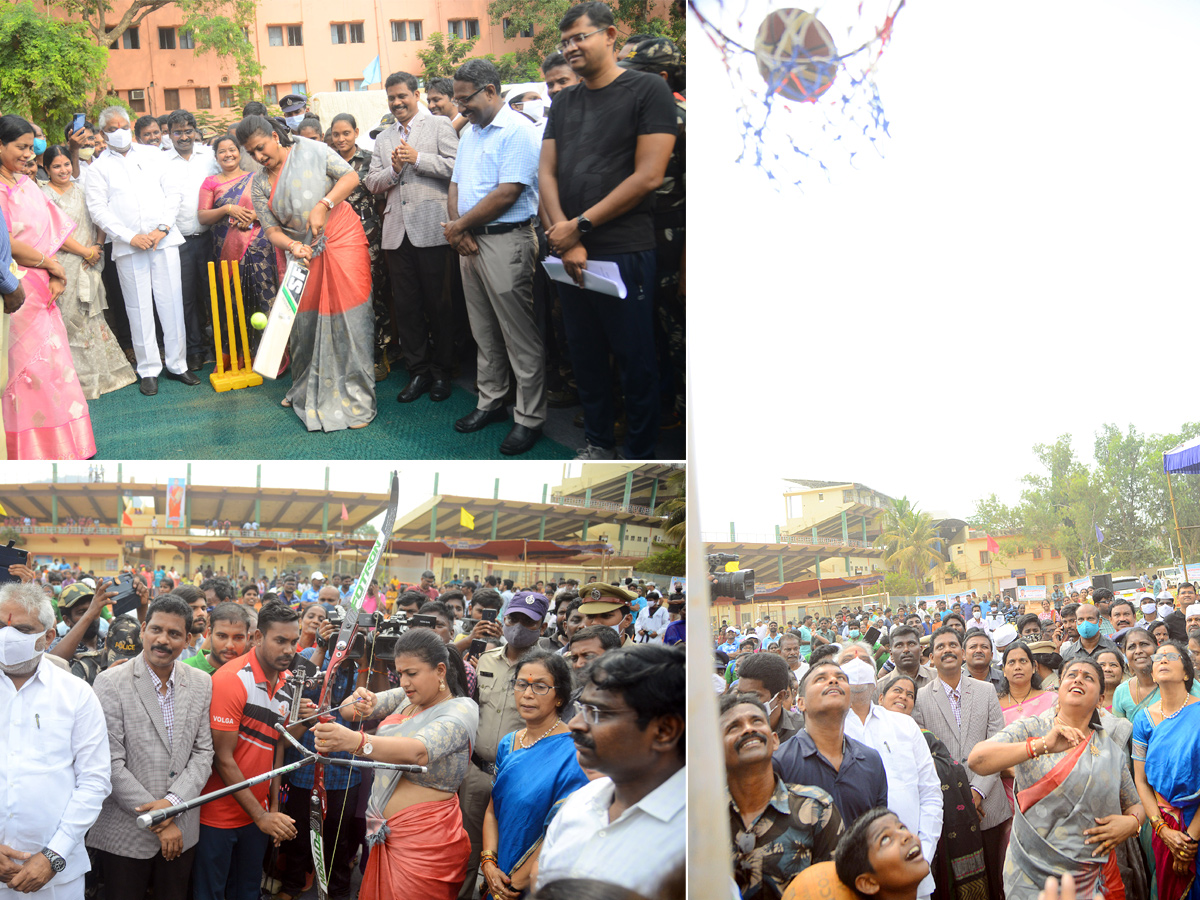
[458,225,546,429]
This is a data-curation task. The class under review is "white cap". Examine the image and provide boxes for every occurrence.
[1186,604,1200,617]
[311,571,324,581]
[993,623,1017,648]
[1157,591,1174,601]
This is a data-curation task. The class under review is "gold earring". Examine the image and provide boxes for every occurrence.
[439,681,446,691]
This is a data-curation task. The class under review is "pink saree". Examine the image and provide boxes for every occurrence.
[0,176,95,459]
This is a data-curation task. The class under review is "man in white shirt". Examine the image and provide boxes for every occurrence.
[535,644,684,896]
[0,581,111,897]
[164,110,218,373]
[633,591,670,644]
[84,106,192,396]
[838,644,941,900]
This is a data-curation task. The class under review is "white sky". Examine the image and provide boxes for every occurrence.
[1,462,588,527]
[690,0,1200,534]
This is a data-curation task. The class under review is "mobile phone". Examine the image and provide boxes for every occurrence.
[469,638,487,659]
[864,626,881,646]
[409,614,439,630]
[481,608,498,622]
[0,541,28,584]
[72,112,86,133]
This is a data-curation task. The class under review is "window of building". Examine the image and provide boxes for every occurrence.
[335,79,357,92]
[410,21,422,40]
[502,18,533,37]
[1054,574,1064,584]
[219,86,235,108]
[391,21,406,41]
[287,25,303,46]
[980,550,991,565]
[128,89,146,113]
[291,82,307,95]
[194,86,212,109]
[349,23,364,42]
[268,25,283,46]
[1032,547,1043,559]
[1050,548,1060,558]
[448,19,480,39]
[1036,575,1046,586]
[817,493,824,502]
[178,29,194,49]
[163,88,180,110]
[158,27,175,50]
[331,23,346,43]
[264,84,278,104]
[122,28,140,49]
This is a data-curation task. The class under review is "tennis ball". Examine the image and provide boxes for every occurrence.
[251,312,268,330]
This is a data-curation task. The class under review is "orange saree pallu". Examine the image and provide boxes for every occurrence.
[359,796,470,900]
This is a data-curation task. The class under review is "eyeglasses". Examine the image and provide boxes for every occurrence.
[577,702,632,725]
[558,27,606,52]
[514,679,553,695]
[1152,652,1183,662]
[453,85,487,108]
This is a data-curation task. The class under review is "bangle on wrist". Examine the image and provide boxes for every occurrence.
[320,197,334,210]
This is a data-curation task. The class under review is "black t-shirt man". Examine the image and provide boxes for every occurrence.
[543,68,676,255]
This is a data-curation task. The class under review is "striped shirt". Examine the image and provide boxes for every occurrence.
[144,658,177,747]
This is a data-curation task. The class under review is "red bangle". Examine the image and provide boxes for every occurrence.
[1026,737,1036,759]
[356,731,367,755]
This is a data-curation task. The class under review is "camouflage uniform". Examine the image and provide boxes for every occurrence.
[620,38,686,420]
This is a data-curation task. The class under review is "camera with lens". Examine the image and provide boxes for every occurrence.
[371,611,410,663]
[707,552,755,602]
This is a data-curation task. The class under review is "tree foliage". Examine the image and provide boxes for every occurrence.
[60,0,262,102]
[0,2,108,137]
[638,544,684,576]
[416,32,481,78]
[882,571,925,597]
[655,468,685,549]
[874,497,944,589]
[485,0,685,83]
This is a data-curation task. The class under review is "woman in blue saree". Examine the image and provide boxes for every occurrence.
[1132,639,1200,900]
[481,649,589,900]
[968,657,1146,900]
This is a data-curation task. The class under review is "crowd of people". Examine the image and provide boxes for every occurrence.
[0,1,685,459]
[718,584,1200,899]
[0,555,687,900]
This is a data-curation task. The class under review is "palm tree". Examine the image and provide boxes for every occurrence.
[875,497,945,586]
[656,468,685,549]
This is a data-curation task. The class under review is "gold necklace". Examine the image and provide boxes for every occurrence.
[519,718,563,749]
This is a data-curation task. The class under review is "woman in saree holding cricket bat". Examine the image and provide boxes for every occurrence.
[313,627,478,900]
[234,115,375,431]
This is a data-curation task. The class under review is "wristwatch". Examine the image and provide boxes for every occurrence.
[40,848,66,873]
[576,214,593,234]
[156,223,170,234]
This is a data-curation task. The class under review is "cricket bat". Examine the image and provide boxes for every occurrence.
[253,236,324,379]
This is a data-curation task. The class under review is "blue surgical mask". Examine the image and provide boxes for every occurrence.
[32,138,46,156]
[848,629,861,639]
[285,114,305,130]
[1077,620,1099,640]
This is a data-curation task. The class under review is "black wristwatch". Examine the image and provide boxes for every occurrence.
[576,214,593,234]
[157,223,171,234]
[316,636,328,649]
[40,847,66,873]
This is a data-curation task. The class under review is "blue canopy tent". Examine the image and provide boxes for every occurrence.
[1161,435,1200,576]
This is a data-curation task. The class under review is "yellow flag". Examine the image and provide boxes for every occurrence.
[0,502,6,515]
[460,507,475,530]
[724,561,739,572]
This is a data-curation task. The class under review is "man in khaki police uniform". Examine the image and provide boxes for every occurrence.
[578,583,637,645]
[456,590,549,898]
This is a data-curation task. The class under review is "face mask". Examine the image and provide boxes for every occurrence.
[842,657,876,686]
[1142,602,1157,614]
[0,626,44,667]
[521,100,546,120]
[285,115,305,130]
[78,147,95,161]
[609,624,624,638]
[1159,604,1172,618]
[1076,620,1099,640]
[32,138,46,156]
[848,629,860,639]
[502,621,539,649]
[105,128,132,150]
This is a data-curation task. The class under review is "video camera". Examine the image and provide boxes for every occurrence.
[707,552,755,601]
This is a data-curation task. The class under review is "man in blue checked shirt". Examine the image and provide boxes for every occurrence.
[0,204,27,458]
[275,625,363,900]
[443,58,545,458]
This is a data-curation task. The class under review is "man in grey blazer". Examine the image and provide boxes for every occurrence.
[365,71,459,405]
[86,595,215,900]
[912,625,1010,900]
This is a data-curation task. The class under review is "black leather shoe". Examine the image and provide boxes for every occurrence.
[396,375,431,403]
[454,406,508,434]
[500,424,542,456]
[139,376,158,396]
[166,369,201,386]
[187,353,205,372]
[430,379,452,402]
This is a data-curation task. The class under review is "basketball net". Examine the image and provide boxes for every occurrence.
[690,0,906,187]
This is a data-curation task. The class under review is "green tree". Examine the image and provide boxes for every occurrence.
[486,0,685,81]
[882,571,924,597]
[473,52,543,83]
[416,32,480,78]
[0,2,108,137]
[60,0,262,102]
[638,544,684,576]
[874,497,944,588]
[655,468,685,549]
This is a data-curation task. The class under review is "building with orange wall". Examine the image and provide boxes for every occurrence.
[94,0,544,118]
